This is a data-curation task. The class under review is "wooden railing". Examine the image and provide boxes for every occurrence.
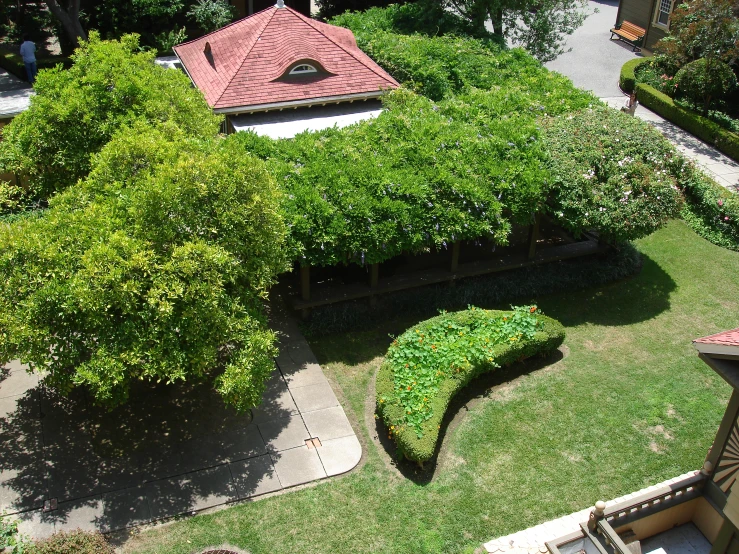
[547,471,709,554]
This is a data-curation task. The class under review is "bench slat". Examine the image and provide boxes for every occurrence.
[610,19,646,51]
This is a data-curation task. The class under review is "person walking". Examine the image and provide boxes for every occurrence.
[19,35,37,85]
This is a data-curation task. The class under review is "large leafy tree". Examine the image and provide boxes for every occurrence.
[442,0,590,61]
[655,0,739,68]
[0,32,220,209]
[0,124,289,411]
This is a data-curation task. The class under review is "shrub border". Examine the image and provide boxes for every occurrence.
[635,82,739,162]
[375,310,565,463]
[619,57,649,93]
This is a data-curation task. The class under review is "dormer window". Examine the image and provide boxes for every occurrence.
[289,64,318,75]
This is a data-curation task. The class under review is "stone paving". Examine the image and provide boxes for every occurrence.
[482,470,700,553]
[0,302,360,539]
[601,96,739,193]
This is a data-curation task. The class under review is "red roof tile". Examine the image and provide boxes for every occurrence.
[173,5,399,111]
[694,328,739,347]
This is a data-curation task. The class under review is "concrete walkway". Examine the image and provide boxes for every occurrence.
[0,67,32,118]
[483,470,700,553]
[0,302,360,539]
[601,96,739,193]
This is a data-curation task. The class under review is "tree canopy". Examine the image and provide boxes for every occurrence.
[0,32,220,210]
[0,124,289,411]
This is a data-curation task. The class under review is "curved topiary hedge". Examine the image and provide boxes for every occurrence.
[635,83,739,162]
[619,58,649,93]
[375,306,565,463]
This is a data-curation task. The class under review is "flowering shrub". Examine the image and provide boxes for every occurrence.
[375,306,565,462]
[541,105,684,243]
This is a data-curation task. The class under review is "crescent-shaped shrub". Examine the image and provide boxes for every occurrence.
[375,306,565,463]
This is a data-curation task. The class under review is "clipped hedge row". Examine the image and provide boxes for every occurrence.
[677,161,739,250]
[0,52,71,81]
[619,57,649,93]
[375,307,565,463]
[636,83,739,162]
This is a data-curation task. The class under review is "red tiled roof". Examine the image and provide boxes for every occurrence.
[694,328,739,347]
[173,5,399,111]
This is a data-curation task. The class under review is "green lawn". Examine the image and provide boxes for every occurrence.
[123,220,738,554]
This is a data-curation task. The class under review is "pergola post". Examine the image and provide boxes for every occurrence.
[300,264,310,320]
[451,241,461,272]
[527,213,541,259]
[369,263,379,308]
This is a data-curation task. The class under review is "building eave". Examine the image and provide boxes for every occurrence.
[214,89,390,115]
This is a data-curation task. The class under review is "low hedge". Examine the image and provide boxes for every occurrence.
[677,161,739,250]
[0,51,71,82]
[635,83,739,162]
[619,58,649,93]
[375,306,565,463]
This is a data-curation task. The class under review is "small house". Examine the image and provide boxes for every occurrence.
[173,1,399,138]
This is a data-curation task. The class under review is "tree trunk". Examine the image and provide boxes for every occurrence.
[44,0,87,48]
[489,7,504,41]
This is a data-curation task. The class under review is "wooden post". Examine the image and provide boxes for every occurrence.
[300,264,311,320]
[369,263,379,288]
[450,241,461,272]
[527,213,541,259]
[300,264,311,301]
[369,263,379,308]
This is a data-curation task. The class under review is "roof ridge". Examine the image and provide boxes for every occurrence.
[291,9,398,87]
[174,5,275,49]
[213,7,278,108]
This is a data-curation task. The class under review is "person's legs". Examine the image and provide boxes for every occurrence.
[24,61,37,84]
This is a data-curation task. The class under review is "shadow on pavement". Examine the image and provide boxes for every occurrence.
[0,368,292,535]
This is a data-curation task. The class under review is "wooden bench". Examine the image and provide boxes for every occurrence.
[610,21,646,52]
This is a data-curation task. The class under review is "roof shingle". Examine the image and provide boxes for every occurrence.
[173,5,398,111]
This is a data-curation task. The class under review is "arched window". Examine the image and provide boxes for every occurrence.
[289,63,318,75]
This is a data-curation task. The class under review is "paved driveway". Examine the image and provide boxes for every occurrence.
[545,0,644,98]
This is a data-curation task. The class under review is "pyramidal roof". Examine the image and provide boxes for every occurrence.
[173,5,399,113]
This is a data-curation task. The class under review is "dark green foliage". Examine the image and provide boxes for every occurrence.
[541,105,683,243]
[619,57,649,93]
[30,529,114,554]
[636,83,739,162]
[376,307,565,462]
[333,11,589,103]
[674,58,738,115]
[329,1,487,39]
[317,0,411,21]
[0,33,220,206]
[81,0,187,51]
[0,124,289,411]
[302,243,642,337]
[187,0,236,33]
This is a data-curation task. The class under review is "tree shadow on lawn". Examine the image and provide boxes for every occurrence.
[372,347,566,485]
[541,253,675,329]
[311,252,675,367]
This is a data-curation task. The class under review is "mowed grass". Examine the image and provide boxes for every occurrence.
[123,220,738,554]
